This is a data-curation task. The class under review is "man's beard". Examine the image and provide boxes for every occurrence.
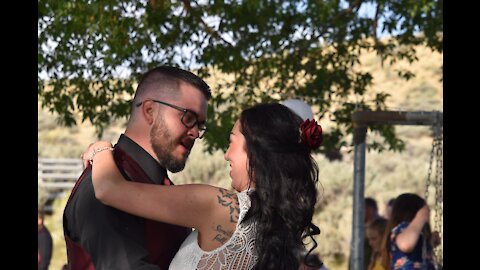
[150,115,191,173]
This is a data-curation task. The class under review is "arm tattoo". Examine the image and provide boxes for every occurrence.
[217,189,240,223]
[212,225,234,244]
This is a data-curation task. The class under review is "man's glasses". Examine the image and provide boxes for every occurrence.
[136,99,207,139]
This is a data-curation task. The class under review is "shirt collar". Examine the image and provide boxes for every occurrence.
[115,134,168,184]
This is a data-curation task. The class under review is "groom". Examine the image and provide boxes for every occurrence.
[63,66,211,269]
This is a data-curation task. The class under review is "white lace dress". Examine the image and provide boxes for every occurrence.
[169,190,258,270]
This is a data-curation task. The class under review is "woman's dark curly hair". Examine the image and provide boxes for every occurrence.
[239,103,320,270]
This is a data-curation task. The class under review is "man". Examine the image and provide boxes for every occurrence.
[63,66,211,269]
[365,197,380,225]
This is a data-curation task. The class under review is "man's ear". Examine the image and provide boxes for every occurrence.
[140,100,156,125]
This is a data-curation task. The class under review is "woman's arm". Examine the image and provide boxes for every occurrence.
[89,141,219,229]
[395,205,430,253]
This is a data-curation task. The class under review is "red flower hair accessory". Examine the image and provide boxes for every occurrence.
[299,119,323,150]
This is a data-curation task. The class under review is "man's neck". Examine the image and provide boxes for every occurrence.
[123,130,159,163]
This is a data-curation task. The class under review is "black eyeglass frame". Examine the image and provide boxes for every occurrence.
[136,99,207,139]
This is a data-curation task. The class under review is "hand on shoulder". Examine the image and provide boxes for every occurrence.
[81,141,114,168]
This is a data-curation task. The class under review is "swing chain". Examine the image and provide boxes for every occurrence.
[424,112,443,269]
[424,135,436,201]
[433,135,443,266]
[425,112,443,202]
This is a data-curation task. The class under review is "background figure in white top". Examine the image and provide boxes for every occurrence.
[84,103,323,269]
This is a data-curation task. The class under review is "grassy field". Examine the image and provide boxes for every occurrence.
[40,44,442,269]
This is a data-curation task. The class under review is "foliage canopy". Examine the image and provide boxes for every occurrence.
[38,0,442,156]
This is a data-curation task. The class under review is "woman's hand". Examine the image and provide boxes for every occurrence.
[80,141,114,169]
[81,143,95,169]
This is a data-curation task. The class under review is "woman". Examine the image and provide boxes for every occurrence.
[86,103,322,269]
[380,193,436,270]
[366,217,387,270]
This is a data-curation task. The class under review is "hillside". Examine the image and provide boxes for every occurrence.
[39,45,442,269]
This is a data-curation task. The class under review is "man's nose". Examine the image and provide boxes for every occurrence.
[187,125,200,139]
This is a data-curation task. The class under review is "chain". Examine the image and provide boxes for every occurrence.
[422,125,436,270]
[424,113,443,269]
[433,135,443,266]
[424,132,435,201]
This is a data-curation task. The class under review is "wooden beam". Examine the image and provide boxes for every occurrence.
[352,110,443,126]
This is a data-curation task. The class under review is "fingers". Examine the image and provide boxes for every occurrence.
[81,143,96,169]
[81,151,92,169]
[80,141,114,169]
[82,158,89,169]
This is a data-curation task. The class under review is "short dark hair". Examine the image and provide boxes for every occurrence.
[365,197,378,211]
[133,66,211,108]
[367,217,387,235]
[391,193,425,224]
[387,198,396,207]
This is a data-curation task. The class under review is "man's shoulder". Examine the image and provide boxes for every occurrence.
[69,168,94,198]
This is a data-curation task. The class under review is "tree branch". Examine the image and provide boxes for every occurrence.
[373,2,386,67]
[293,0,365,61]
[180,0,235,47]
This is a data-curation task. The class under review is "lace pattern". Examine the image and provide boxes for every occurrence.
[169,190,258,270]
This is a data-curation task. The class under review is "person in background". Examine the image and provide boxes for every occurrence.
[384,198,396,220]
[38,206,53,270]
[366,217,387,270]
[365,197,381,225]
[380,193,436,270]
[84,103,323,270]
[361,197,381,269]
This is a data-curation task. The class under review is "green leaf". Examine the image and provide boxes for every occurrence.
[38,0,442,155]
